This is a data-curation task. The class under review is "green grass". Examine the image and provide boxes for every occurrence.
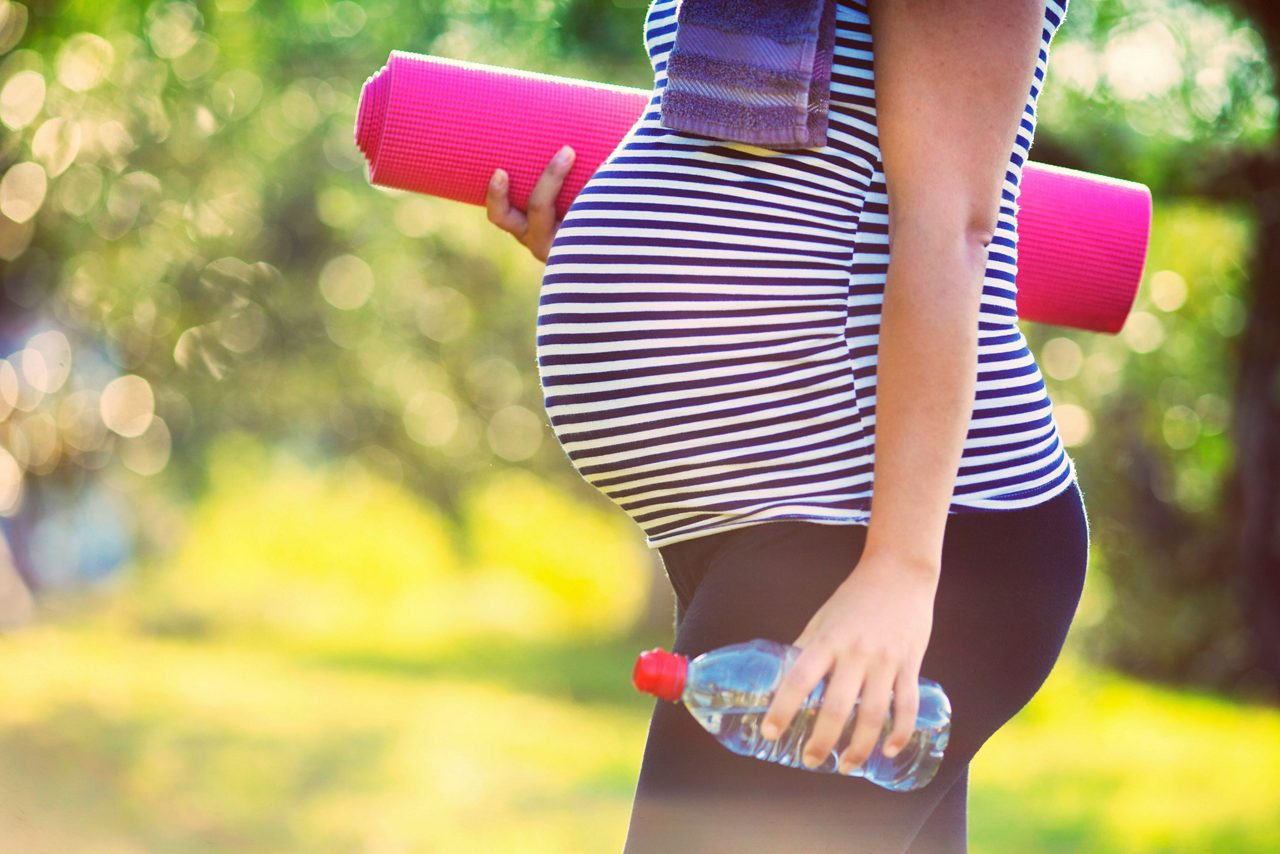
[0,613,1277,853]
[0,619,648,852]
[969,651,1280,852]
[0,442,1275,851]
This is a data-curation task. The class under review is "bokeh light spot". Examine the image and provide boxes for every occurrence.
[217,301,267,354]
[0,161,48,224]
[0,359,18,412]
[211,69,263,120]
[0,445,24,516]
[404,390,459,448]
[18,346,45,394]
[486,405,544,462]
[24,330,70,396]
[1149,269,1188,313]
[54,163,103,217]
[0,69,44,130]
[1054,402,1093,447]
[200,255,253,293]
[319,254,374,310]
[1162,404,1202,450]
[281,84,319,130]
[1195,393,1229,437]
[2,353,42,411]
[327,1,367,38]
[57,389,107,452]
[1121,310,1165,354]
[100,374,156,438]
[0,211,34,261]
[170,33,218,82]
[394,196,436,238]
[0,2,30,54]
[147,2,202,59]
[31,117,83,178]
[15,410,60,474]
[173,325,230,379]
[414,287,472,342]
[56,32,115,92]
[466,356,523,410]
[1103,20,1182,100]
[315,185,360,230]
[120,415,171,475]
[1041,336,1084,381]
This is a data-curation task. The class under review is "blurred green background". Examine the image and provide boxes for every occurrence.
[1,0,1279,850]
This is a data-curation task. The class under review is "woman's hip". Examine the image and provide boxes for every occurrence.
[659,479,1090,743]
[660,479,1089,636]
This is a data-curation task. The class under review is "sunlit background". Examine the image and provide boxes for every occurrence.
[0,0,1278,850]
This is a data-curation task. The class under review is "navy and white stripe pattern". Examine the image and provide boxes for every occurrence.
[536,0,1075,550]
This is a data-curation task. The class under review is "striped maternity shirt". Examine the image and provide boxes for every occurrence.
[536,0,1076,550]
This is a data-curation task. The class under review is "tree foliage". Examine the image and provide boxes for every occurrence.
[1,0,1277,699]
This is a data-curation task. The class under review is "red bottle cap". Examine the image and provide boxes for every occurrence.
[633,647,688,702]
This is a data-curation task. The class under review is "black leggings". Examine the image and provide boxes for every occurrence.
[623,481,1090,854]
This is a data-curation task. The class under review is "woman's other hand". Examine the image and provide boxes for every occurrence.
[485,144,575,263]
[760,551,940,774]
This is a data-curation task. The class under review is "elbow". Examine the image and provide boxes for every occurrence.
[958,211,997,272]
[965,220,995,252]
[887,205,997,254]
[887,215,995,275]
[961,220,995,281]
[963,204,998,252]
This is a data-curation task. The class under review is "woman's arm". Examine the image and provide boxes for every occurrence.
[760,0,1050,773]
[861,0,1047,574]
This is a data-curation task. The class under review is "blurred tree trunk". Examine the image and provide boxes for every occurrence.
[1214,0,1280,691]
[1231,194,1280,688]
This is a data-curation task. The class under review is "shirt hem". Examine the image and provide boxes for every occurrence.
[641,462,1080,550]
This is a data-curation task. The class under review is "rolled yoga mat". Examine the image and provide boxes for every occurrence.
[356,50,1152,334]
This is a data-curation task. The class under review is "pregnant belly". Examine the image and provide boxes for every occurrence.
[535,132,870,414]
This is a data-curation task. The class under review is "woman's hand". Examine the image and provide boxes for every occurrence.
[485,144,575,263]
[760,550,940,773]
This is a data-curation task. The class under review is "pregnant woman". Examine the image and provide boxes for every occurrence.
[488,0,1088,850]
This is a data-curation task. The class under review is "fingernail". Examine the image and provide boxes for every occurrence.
[883,743,899,758]
[554,145,575,165]
[491,169,507,187]
[761,721,778,740]
[803,753,820,768]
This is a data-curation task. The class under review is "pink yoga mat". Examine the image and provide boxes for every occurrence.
[356,50,1151,334]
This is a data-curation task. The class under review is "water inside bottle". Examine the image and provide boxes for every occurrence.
[690,693,948,791]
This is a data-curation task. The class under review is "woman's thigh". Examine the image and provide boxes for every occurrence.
[624,483,1090,854]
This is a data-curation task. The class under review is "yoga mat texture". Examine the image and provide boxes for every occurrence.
[356,50,1151,334]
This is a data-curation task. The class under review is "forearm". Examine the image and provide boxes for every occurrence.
[860,219,990,578]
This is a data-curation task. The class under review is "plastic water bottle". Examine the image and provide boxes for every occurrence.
[633,638,950,791]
